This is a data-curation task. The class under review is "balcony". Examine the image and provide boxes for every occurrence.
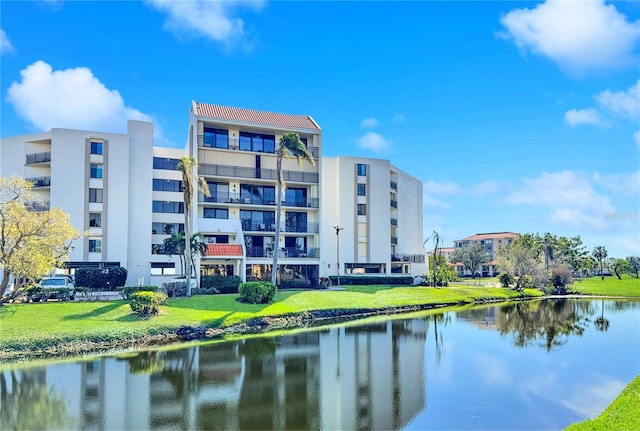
[25,176,51,188]
[390,181,397,189]
[199,192,319,208]
[241,220,319,234]
[199,163,319,184]
[25,152,51,165]
[27,200,50,211]
[390,218,398,227]
[246,246,318,258]
[391,236,398,245]
[391,254,425,263]
[390,199,398,208]
[197,136,320,158]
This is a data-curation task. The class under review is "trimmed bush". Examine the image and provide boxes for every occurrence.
[327,275,414,286]
[239,281,277,304]
[119,285,158,300]
[498,273,515,288]
[201,275,242,294]
[162,281,187,297]
[130,291,167,317]
[75,267,128,291]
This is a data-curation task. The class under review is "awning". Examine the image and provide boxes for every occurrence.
[205,244,243,257]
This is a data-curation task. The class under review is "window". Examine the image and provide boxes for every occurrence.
[240,184,275,205]
[203,128,229,149]
[89,188,103,203]
[89,213,102,228]
[357,204,367,216]
[90,141,103,155]
[203,208,229,219]
[207,182,230,203]
[284,187,307,207]
[88,239,102,252]
[357,163,367,176]
[357,183,366,196]
[90,164,103,179]
[153,157,180,170]
[151,262,176,275]
[152,179,183,192]
[203,235,229,244]
[152,222,184,235]
[239,132,275,153]
[152,200,184,213]
[240,210,275,231]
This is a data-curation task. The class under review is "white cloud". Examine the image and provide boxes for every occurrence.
[564,108,606,126]
[593,171,640,196]
[0,29,14,55]
[392,113,405,123]
[423,194,452,209]
[6,61,157,135]
[357,132,390,152]
[469,180,502,196]
[361,117,378,128]
[594,80,640,120]
[506,170,616,231]
[424,180,463,195]
[146,0,264,46]
[499,0,640,74]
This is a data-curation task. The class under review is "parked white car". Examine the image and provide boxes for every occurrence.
[31,276,76,301]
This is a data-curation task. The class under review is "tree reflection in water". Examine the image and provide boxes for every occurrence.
[498,299,591,351]
[594,299,610,332]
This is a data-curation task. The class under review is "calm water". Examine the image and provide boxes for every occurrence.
[1,298,638,430]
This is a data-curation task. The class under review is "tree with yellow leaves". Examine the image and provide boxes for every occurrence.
[0,176,80,303]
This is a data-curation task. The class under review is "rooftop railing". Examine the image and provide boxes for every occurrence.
[197,135,319,158]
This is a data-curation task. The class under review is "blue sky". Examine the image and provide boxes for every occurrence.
[1,0,639,258]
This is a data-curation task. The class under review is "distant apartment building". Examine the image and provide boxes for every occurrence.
[0,102,426,287]
[452,232,519,277]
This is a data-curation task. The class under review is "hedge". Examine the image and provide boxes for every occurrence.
[75,267,128,291]
[118,285,158,300]
[239,281,277,304]
[327,275,414,286]
[200,275,242,294]
[130,291,167,317]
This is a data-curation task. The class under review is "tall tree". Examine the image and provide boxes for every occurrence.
[626,256,640,278]
[592,246,608,281]
[607,258,630,280]
[163,232,186,276]
[271,133,314,286]
[450,243,490,278]
[177,157,210,296]
[188,232,207,283]
[0,177,80,302]
[497,238,546,290]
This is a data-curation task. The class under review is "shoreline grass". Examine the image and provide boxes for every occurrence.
[565,375,640,431]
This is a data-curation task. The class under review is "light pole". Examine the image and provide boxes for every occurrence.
[334,225,343,287]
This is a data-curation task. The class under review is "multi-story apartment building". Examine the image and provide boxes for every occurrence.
[321,156,426,278]
[0,101,426,287]
[452,232,519,277]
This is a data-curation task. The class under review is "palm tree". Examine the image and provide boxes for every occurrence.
[271,133,315,286]
[178,156,210,296]
[163,232,186,276]
[592,246,608,281]
[188,232,207,286]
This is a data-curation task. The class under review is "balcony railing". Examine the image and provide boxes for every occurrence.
[27,200,50,212]
[199,163,319,184]
[241,220,319,233]
[390,199,398,208]
[25,152,51,165]
[390,218,398,227]
[390,181,397,189]
[246,246,319,258]
[391,254,426,263]
[199,192,319,208]
[197,136,320,158]
[25,176,51,188]
[391,236,398,245]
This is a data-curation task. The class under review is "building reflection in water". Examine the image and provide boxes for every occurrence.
[0,318,428,431]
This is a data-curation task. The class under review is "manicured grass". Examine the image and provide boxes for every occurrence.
[569,275,640,297]
[0,285,541,353]
[565,375,640,431]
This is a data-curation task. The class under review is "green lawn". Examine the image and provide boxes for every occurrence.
[565,375,640,431]
[569,274,640,297]
[0,284,541,353]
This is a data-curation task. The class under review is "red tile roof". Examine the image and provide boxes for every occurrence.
[462,232,520,241]
[205,244,244,257]
[193,101,321,131]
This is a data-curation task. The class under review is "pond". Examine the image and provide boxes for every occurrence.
[1,298,638,430]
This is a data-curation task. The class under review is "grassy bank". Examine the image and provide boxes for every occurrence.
[0,285,542,357]
[569,274,640,297]
[565,375,640,431]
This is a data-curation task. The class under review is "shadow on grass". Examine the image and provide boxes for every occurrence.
[62,302,124,320]
[165,291,301,313]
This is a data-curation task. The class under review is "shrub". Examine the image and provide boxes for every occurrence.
[239,281,277,304]
[201,275,242,294]
[162,281,187,297]
[552,266,573,293]
[130,291,167,317]
[119,285,158,300]
[498,273,515,288]
[75,267,128,291]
